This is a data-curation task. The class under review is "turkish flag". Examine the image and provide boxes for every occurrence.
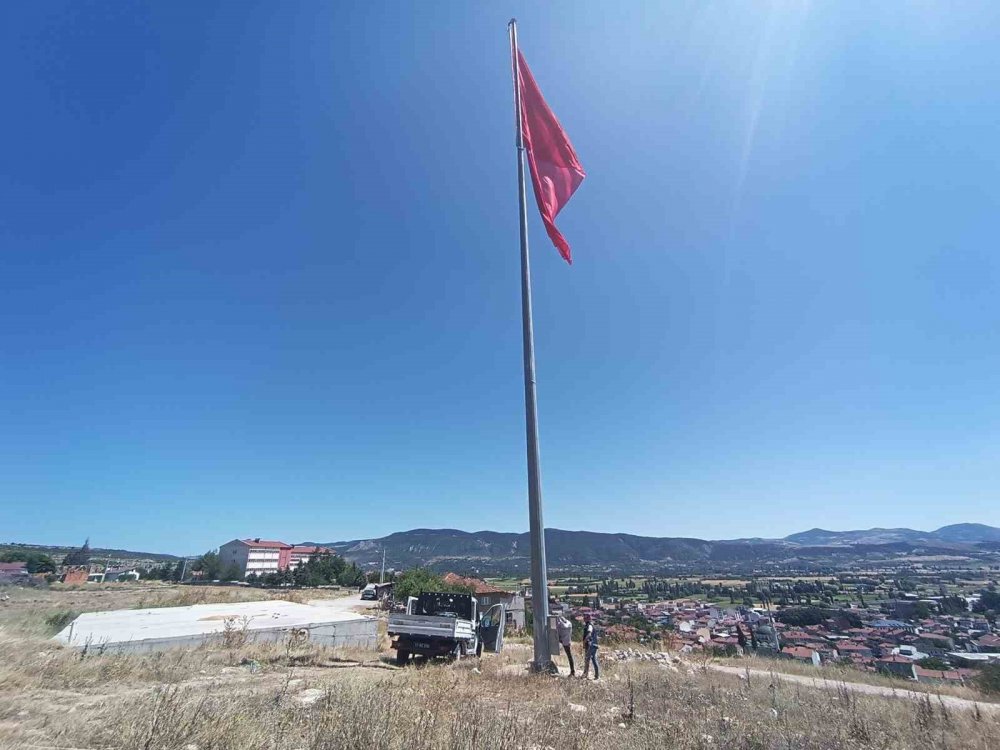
[518,51,586,264]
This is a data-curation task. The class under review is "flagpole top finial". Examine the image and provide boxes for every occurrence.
[509,18,517,27]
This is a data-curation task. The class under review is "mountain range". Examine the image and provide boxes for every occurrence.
[310,523,1000,575]
[782,523,1000,546]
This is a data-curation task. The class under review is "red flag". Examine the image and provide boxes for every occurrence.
[518,51,585,264]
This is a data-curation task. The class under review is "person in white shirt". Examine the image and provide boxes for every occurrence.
[556,614,575,676]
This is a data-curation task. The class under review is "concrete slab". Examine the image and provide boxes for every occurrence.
[53,598,379,654]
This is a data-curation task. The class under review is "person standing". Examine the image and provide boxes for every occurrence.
[581,614,599,680]
[556,613,575,676]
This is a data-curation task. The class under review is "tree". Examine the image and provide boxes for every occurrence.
[222,563,243,582]
[292,564,311,587]
[392,568,473,600]
[288,552,352,587]
[63,539,91,567]
[339,563,366,588]
[0,551,56,574]
[736,624,748,650]
[911,601,933,620]
[976,664,1000,696]
[937,596,967,616]
[192,550,222,580]
[978,589,1000,612]
[775,607,828,627]
[393,568,445,600]
[159,561,175,581]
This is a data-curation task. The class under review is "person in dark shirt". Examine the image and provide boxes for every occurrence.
[581,614,599,679]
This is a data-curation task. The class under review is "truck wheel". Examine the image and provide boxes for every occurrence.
[476,641,483,658]
[395,650,410,666]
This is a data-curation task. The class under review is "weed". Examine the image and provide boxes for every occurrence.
[43,609,78,633]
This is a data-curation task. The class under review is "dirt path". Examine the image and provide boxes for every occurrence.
[707,664,999,714]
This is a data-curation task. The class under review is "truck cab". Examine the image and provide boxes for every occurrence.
[387,591,505,665]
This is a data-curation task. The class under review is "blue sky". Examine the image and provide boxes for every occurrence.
[3,2,999,555]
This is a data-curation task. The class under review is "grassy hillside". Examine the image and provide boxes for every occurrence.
[0,585,997,749]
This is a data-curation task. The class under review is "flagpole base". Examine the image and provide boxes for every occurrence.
[530,659,558,675]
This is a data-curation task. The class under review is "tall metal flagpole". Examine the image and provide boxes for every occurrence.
[508,18,553,673]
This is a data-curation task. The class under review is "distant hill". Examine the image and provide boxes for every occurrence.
[781,527,933,546]
[0,542,180,563]
[309,523,1000,575]
[932,523,1000,543]
[782,524,1000,546]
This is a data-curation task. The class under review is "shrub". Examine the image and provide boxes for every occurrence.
[975,663,1000,695]
[45,610,78,633]
[776,607,829,627]
[917,657,950,672]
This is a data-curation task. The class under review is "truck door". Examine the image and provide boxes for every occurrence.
[478,604,506,653]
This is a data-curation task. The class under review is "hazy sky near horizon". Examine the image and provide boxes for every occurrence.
[3,2,1000,555]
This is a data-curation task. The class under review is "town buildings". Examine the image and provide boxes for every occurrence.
[218,539,333,579]
[557,593,995,687]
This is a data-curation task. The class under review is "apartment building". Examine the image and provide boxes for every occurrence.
[218,539,334,579]
[289,545,333,569]
[219,538,291,578]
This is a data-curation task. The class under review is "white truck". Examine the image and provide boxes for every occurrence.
[387,591,505,665]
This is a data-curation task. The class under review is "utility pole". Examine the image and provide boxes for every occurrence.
[763,592,780,651]
[380,548,386,585]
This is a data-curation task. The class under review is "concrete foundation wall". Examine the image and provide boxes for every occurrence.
[72,618,378,655]
[55,599,379,655]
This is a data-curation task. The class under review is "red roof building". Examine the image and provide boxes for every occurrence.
[914,667,963,684]
[975,634,1000,652]
[835,642,873,658]
[782,646,821,665]
[0,562,29,583]
[442,572,507,595]
[288,545,333,569]
[219,538,293,578]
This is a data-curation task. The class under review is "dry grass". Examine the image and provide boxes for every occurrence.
[2,585,999,749]
[0,583,322,640]
[6,650,995,750]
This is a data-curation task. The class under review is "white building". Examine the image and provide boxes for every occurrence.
[219,539,291,579]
